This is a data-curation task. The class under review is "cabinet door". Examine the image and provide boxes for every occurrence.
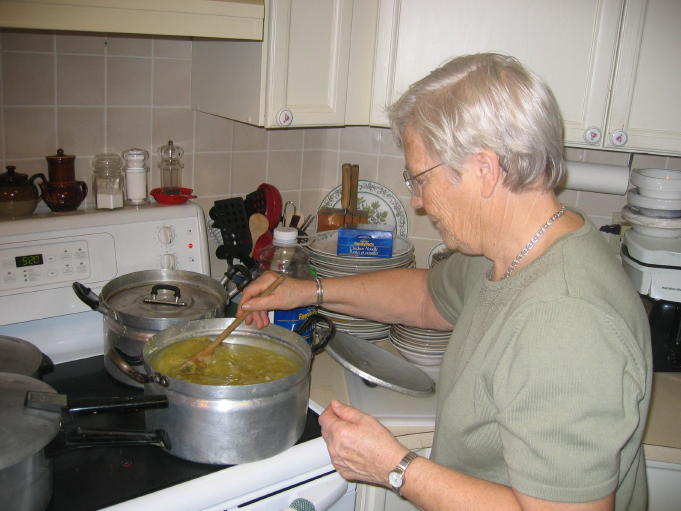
[605,0,681,155]
[370,0,622,148]
[0,0,264,39]
[266,0,353,127]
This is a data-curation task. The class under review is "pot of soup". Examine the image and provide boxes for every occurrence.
[108,314,334,465]
[73,269,229,387]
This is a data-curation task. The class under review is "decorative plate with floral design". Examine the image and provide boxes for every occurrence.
[318,180,408,237]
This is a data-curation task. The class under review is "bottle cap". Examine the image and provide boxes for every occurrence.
[273,226,298,245]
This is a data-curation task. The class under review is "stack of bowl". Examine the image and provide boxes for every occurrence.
[622,168,681,238]
[304,230,415,341]
[389,324,452,366]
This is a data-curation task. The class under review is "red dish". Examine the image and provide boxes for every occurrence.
[150,187,196,205]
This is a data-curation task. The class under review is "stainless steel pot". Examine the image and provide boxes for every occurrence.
[73,269,229,387]
[0,372,169,511]
[0,335,53,378]
[109,314,334,465]
[0,373,59,511]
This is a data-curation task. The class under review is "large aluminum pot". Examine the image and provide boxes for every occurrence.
[0,373,59,511]
[109,314,333,465]
[73,269,229,387]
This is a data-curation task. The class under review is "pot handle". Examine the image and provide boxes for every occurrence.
[25,391,168,415]
[144,284,187,307]
[107,348,169,387]
[296,313,336,354]
[42,427,170,457]
[30,172,46,195]
[77,180,88,200]
[72,281,101,310]
[66,426,169,448]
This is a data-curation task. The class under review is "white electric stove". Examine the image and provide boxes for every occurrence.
[0,203,355,511]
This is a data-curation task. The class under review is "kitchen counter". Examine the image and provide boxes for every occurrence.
[310,344,681,463]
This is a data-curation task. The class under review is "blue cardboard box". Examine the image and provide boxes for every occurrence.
[336,224,394,258]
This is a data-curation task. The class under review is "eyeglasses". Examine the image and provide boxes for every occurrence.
[402,162,443,197]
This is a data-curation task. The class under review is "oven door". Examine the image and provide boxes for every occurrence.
[230,471,355,511]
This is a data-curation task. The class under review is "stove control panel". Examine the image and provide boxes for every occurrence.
[2,238,103,292]
[0,203,211,324]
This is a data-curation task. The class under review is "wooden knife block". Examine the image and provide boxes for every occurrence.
[317,207,369,232]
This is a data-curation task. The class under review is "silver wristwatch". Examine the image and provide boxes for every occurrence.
[388,451,418,495]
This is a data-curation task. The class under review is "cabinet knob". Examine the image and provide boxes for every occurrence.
[610,130,628,147]
[276,108,294,127]
[584,127,602,144]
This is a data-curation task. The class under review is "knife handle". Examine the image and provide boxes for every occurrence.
[341,163,352,212]
[350,164,359,219]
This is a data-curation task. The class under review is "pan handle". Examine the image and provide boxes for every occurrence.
[66,394,168,415]
[65,427,170,449]
[296,313,335,354]
[26,391,168,415]
[72,281,100,310]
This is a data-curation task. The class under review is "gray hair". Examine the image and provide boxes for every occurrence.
[388,53,565,192]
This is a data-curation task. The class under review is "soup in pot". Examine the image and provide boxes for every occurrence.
[153,336,302,386]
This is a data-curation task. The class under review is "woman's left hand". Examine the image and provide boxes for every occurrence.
[319,400,409,486]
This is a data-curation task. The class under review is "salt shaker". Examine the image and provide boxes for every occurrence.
[92,153,124,210]
[122,148,149,205]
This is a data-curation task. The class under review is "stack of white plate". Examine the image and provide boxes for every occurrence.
[304,230,415,340]
[624,169,681,238]
[389,324,452,366]
[304,230,415,277]
[319,309,393,341]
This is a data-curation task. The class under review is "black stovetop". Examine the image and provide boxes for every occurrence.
[42,356,322,511]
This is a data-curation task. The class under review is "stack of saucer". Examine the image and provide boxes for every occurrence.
[623,169,681,238]
[389,324,452,366]
[304,230,415,340]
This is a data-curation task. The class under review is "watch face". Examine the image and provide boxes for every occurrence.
[388,471,402,488]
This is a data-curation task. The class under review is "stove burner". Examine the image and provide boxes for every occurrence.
[42,356,322,511]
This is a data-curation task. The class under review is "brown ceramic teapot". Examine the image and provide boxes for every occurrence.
[33,148,88,212]
[0,165,41,218]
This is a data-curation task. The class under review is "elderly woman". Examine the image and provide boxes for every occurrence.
[239,53,651,510]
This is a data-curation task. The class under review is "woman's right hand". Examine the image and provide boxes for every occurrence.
[237,271,316,328]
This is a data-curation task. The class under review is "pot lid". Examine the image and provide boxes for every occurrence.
[0,335,46,376]
[324,330,435,397]
[103,270,227,326]
[0,165,30,187]
[46,148,75,161]
[0,372,60,470]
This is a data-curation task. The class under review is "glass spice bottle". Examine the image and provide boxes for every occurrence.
[92,153,125,210]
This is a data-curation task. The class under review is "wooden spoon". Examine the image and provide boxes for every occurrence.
[179,274,287,373]
[248,213,269,257]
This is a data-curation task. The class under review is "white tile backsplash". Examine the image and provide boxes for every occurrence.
[2,28,681,268]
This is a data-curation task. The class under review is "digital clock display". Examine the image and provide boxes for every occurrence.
[15,254,44,267]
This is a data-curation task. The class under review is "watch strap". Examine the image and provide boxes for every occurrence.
[389,451,418,495]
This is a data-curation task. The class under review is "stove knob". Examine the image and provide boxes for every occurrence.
[286,498,315,511]
[158,226,176,245]
[160,253,177,270]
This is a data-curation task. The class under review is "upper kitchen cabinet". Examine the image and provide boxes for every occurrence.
[0,0,264,39]
[370,0,681,156]
[192,0,376,127]
[606,0,681,154]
